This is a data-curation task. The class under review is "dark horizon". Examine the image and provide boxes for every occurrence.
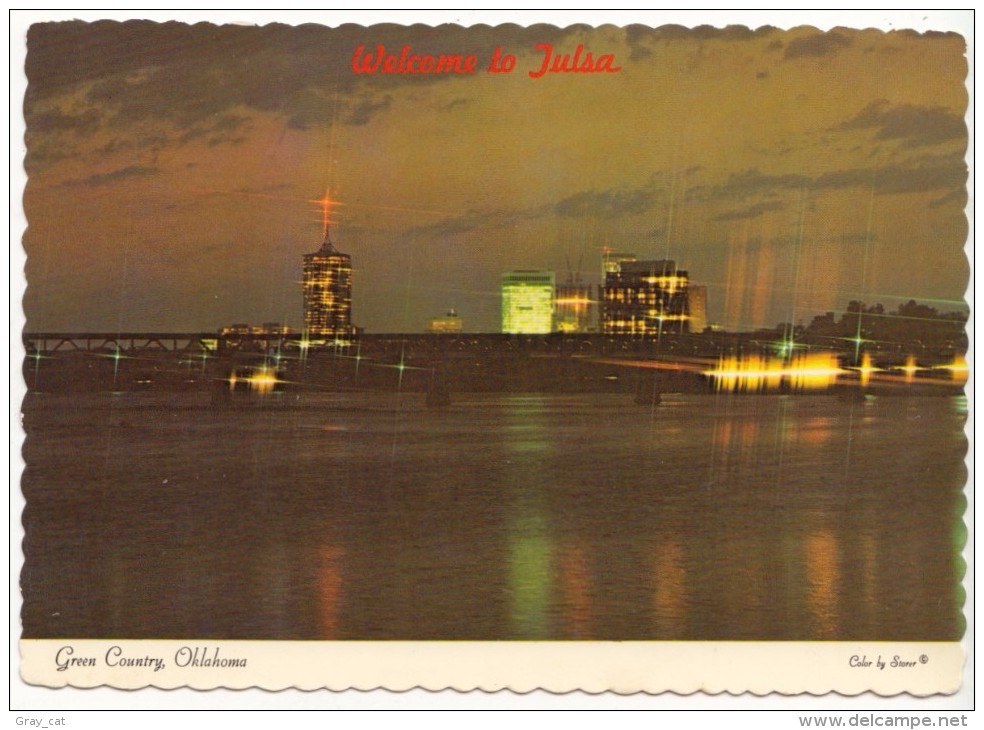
[19,294,970,340]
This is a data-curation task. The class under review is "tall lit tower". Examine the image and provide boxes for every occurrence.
[302,191,357,343]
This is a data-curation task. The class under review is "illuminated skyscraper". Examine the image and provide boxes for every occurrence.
[502,271,555,334]
[302,228,357,343]
[599,249,637,330]
[601,259,690,336]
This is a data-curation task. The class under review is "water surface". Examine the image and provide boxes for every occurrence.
[21,391,967,640]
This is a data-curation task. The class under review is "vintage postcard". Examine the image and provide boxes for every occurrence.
[13,10,971,703]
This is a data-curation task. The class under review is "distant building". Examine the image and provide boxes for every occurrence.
[219,322,292,337]
[502,271,555,334]
[222,323,254,337]
[555,281,592,333]
[218,322,292,353]
[600,259,690,336]
[687,285,708,334]
[302,228,357,343]
[599,250,637,330]
[428,309,463,334]
[601,250,638,282]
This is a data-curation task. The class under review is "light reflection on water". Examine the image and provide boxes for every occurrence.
[804,529,840,640]
[21,391,967,641]
[651,538,687,639]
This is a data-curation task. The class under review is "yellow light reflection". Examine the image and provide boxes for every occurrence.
[901,355,918,384]
[805,529,840,639]
[858,352,874,388]
[860,532,878,634]
[318,545,345,638]
[789,353,843,391]
[247,367,281,394]
[652,540,688,638]
[559,543,592,639]
[705,352,843,393]
[935,354,969,385]
[227,366,283,394]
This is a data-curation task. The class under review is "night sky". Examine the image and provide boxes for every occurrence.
[18,12,970,334]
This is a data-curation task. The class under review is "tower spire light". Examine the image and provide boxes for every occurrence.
[319,187,335,241]
[303,186,356,345]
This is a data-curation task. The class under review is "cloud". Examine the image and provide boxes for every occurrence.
[407,177,669,239]
[406,205,542,239]
[783,30,851,59]
[25,108,102,135]
[554,185,657,218]
[28,21,355,137]
[86,74,133,107]
[893,29,967,43]
[714,200,785,221]
[344,95,393,126]
[624,23,778,62]
[869,154,967,195]
[24,107,105,172]
[26,21,575,136]
[23,145,79,174]
[838,101,965,148]
[62,164,159,187]
[624,25,655,60]
[235,182,293,195]
[690,168,805,200]
[928,187,967,209]
[692,152,966,201]
[178,113,252,144]
[641,24,777,43]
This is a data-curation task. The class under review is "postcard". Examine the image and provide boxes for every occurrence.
[12,10,972,704]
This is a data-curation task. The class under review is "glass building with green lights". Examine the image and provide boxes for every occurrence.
[501,270,555,335]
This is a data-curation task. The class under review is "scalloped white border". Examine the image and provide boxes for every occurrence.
[10,10,973,711]
[20,640,964,696]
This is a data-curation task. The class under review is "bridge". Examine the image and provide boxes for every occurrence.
[20,331,966,396]
[20,332,327,354]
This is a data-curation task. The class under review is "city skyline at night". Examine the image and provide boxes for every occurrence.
[13,15,972,701]
[20,14,969,337]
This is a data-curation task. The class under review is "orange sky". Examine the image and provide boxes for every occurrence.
[18,12,970,333]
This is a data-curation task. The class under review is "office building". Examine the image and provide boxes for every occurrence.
[302,229,357,343]
[219,322,292,337]
[600,259,690,336]
[501,271,555,334]
[599,250,637,331]
[428,309,464,334]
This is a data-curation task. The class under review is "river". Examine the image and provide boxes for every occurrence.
[20,391,967,641]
